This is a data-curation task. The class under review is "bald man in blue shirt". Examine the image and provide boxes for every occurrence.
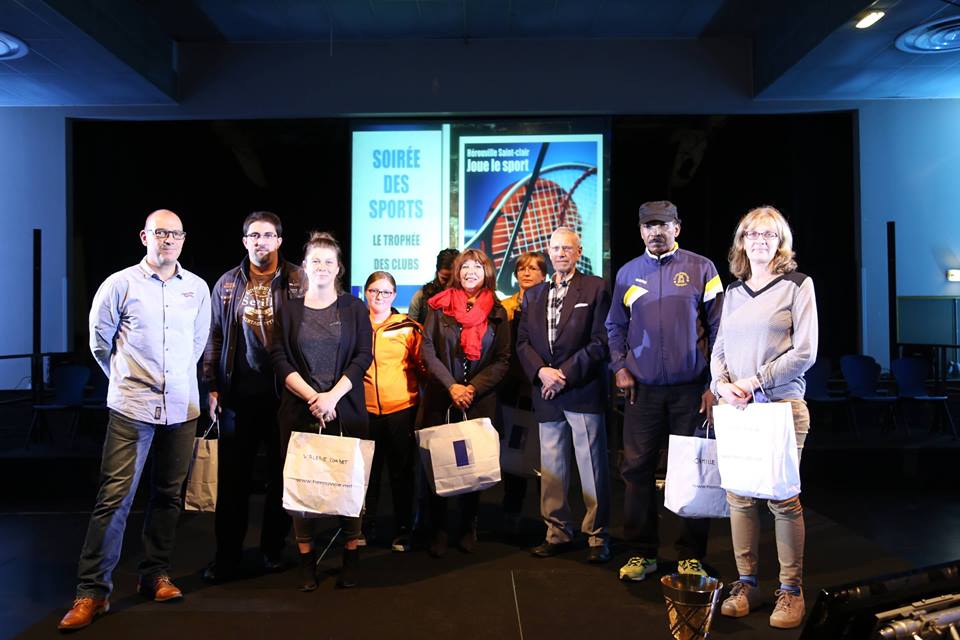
[60,209,211,631]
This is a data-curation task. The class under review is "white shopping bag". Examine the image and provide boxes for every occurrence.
[664,427,729,519]
[499,405,541,478]
[184,420,218,512]
[416,410,501,497]
[713,403,801,501]
[282,424,375,518]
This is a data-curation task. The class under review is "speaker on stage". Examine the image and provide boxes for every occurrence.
[800,559,960,639]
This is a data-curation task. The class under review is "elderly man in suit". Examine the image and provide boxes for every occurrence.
[516,226,612,563]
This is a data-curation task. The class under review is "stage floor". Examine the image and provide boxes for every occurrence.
[5,454,952,640]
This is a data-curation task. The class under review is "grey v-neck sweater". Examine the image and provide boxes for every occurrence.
[709,272,818,401]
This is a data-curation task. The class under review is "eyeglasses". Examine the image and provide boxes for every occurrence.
[743,230,779,241]
[366,288,395,298]
[245,232,278,241]
[549,245,578,255]
[146,229,186,240]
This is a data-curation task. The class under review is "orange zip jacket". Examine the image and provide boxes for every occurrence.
[364,312,424,416]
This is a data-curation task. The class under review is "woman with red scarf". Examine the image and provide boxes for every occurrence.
[419,249,511,557]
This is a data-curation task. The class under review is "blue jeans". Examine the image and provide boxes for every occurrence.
[76,410,196,598]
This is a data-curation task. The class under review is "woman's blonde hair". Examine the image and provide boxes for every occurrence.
[728,206,797,280]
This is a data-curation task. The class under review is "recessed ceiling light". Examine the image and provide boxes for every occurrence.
[897,16,960,53]
[0,31,28,60]
[856,11,885,29]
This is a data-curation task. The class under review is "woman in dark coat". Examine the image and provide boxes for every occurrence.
[270,231,372,590]
[419,248,511,557]
[498,251,548,533]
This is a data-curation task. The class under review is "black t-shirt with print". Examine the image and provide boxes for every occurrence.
[234,271,275,397]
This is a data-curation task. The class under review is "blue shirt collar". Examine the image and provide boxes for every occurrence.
[138,257,183,280]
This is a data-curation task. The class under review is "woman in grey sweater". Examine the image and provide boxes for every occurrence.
[709,206,818,630]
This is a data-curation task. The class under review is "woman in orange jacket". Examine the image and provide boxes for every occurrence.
[362,271,423,552]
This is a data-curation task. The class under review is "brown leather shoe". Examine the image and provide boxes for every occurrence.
[137,574,183,602]
[58,597,109,631]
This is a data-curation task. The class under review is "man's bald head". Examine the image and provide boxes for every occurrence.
[144,209,182,231]
[141,209,185,274]
[548,226,583,278]
[549,226,581,249]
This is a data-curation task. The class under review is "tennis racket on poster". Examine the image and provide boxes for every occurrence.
[463,148,598,294]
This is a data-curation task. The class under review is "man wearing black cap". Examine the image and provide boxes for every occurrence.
[605,200,723,582]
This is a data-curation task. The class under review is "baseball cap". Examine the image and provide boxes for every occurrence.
[638,201,680,226]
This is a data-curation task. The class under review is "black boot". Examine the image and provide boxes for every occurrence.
[429,530,448,558]
[459,515,478,553]
[337,547,359,589]
[458,524,478,553]
[298,550,317,592]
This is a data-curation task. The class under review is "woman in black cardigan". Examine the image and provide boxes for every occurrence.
[419,248,511,557]
[270,231,372,590]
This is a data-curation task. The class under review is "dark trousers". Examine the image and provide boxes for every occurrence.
[365,406,417,532]
[77,410,196,598]
[622,382,710,560]
[502,473,527,515]
[214,396,290,567]
[429,492,480,535]
[293,512,362,544]
[498,397,532,516]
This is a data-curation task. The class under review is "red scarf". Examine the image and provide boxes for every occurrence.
[428,288,494,361]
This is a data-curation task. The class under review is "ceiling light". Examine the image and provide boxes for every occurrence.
[856,11,886,29]
[897,16,960,53]
[948,269,960,282]
[0,32,28,61]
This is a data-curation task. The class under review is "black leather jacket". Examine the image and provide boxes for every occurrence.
[202,256,305,405]
[417,301,511,429]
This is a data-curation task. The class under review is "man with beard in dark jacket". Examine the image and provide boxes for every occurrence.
[202,211,305,582]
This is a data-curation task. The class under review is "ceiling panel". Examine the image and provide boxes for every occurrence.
[757,0,960,99]
[177,0,727,41]
[4,0,960,106]
[0,0,174,105]
[0,0,64,38]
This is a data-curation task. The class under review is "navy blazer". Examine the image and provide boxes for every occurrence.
[516,270,611,421]
[270,295,373,439]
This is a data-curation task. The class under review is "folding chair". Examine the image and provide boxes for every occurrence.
[839,355,899,435]
[26,364,90,448]
[891,357,958,439]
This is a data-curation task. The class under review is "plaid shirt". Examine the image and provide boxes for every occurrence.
[547,272,574,353]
